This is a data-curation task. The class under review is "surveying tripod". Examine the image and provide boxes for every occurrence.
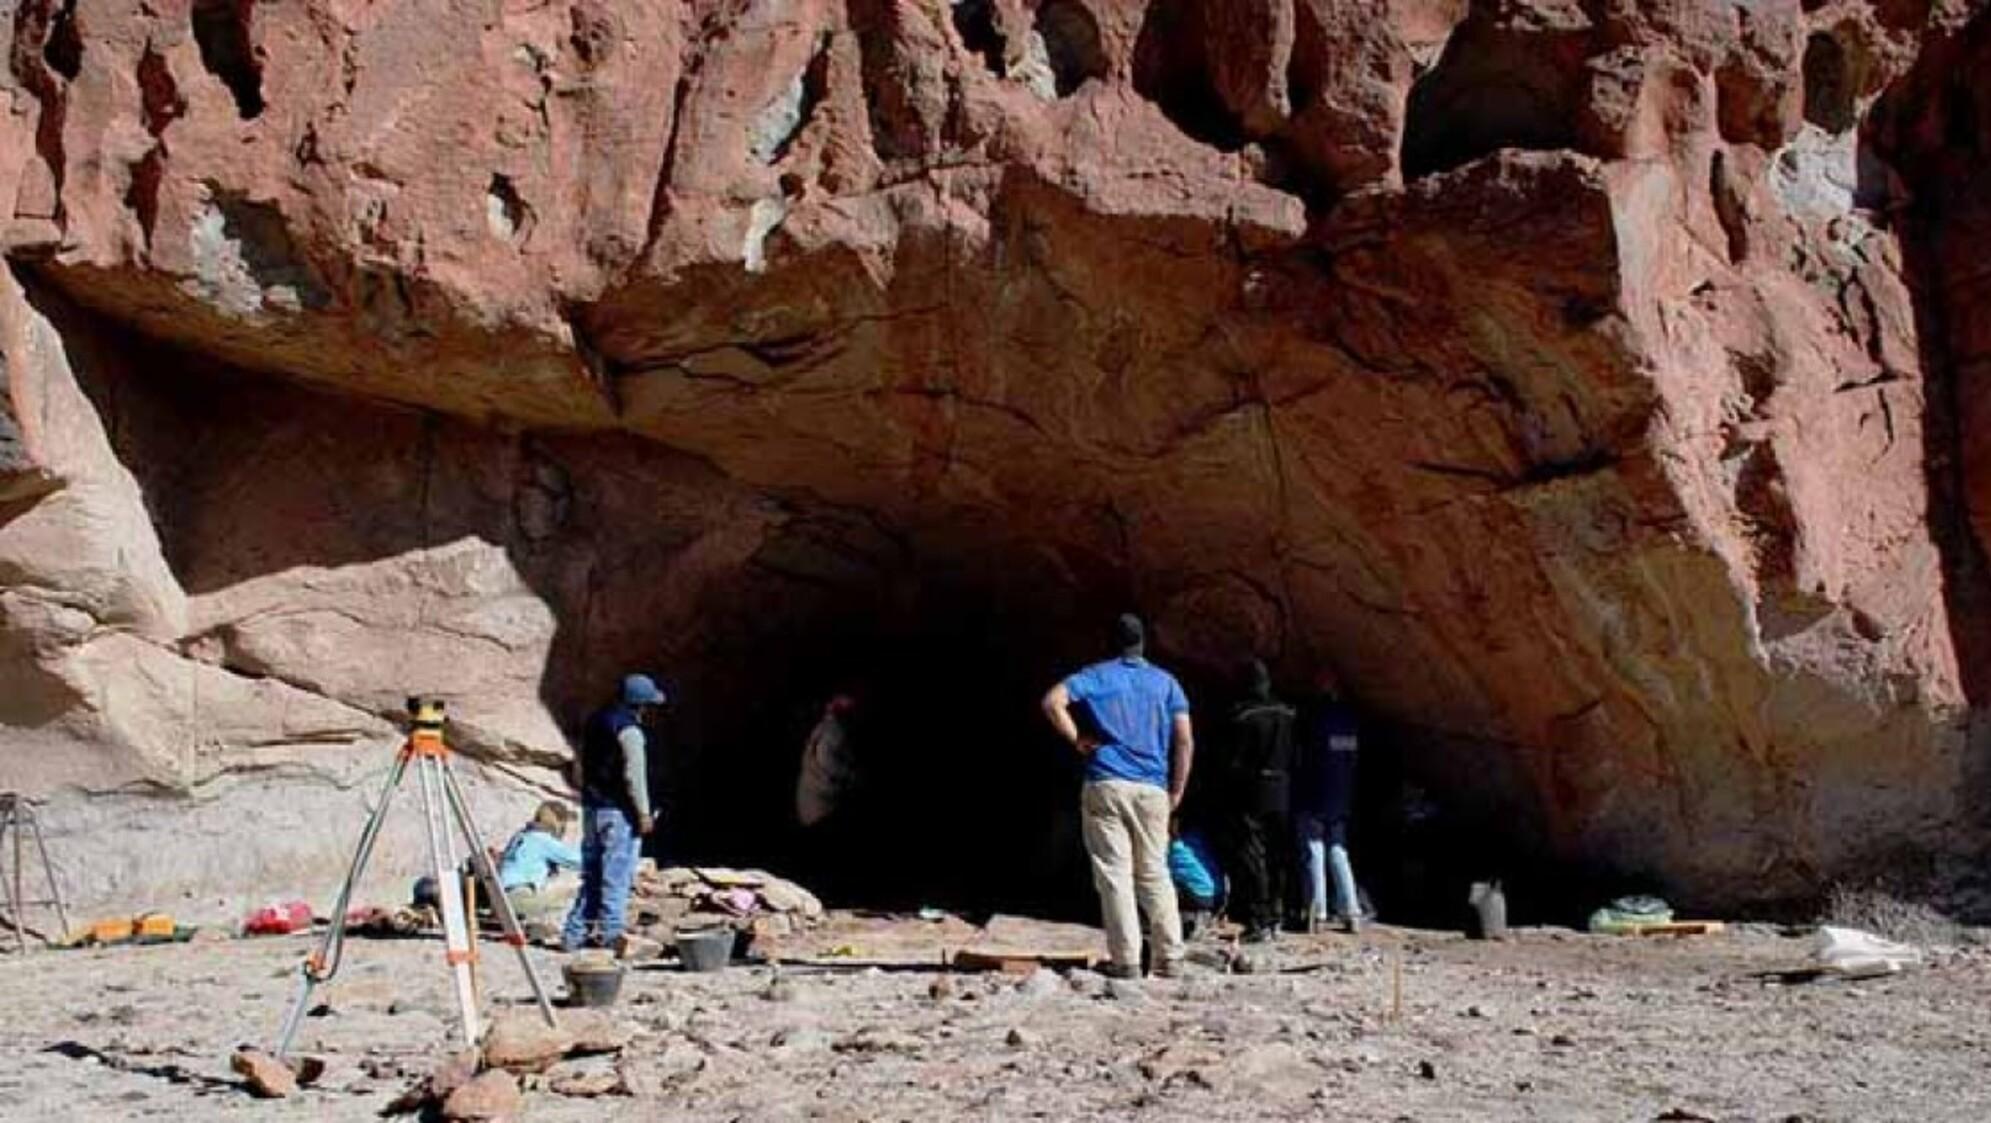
[274,698,558,1058]
[0,793,68,952]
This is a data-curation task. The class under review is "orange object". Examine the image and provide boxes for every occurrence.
[89,917,135,944]
[136,913,176,938]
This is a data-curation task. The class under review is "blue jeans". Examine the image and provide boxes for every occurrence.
[1295,814,1359,920]
[561,803,640,950]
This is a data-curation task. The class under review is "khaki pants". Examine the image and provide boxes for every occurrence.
[504,882,577,942]
[1081,780,1183,972]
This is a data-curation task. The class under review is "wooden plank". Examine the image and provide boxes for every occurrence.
[1632,921,1726,937]
[773,955,945,970]
[950,947,1099,972]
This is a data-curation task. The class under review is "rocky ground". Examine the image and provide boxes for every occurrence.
[2,917,1988,1122]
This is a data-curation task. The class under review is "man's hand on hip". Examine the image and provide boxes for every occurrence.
[636,814,655,837]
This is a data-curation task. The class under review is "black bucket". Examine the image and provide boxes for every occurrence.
[676,927,734,973]
[562,959,627,1007]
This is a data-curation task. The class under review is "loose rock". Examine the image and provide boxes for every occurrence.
[548,1061,627,1098]
[1016,969,1063,999]
[834,1027,925,1054]
[562,1009,637,1055]
[483,1010,577,1073]
[771,1026,832,1054]
[229,1049,296,1099]
[441,1069,522,1122]
[382,1050,480,1116]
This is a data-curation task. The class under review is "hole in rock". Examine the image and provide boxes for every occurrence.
[1132,0,1247,151]
[191,0,264,119]
[137,46,185,137]
[950,0,1005,76]
[1802,32,1860,135]
[749,36,828,166]
[126,149,165,242]
[1286,1,1328,115]
[42,0,81,81]
[1035,0,1106,97]
[1399,26,1581,180]
[201,189,330,310]
[485,174,531,244]
[568,4,621,69]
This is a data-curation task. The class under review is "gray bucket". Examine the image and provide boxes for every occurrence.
[676,927,734,972]
[562,959,626,1007]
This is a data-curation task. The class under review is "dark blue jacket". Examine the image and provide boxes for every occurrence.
[1294,702,1359,821]
[580,704,640,813]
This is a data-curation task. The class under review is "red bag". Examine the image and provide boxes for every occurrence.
[244,899,314,935]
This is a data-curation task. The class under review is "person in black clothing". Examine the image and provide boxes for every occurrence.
[1295,673,1363,932]
[1224,659,1296,943]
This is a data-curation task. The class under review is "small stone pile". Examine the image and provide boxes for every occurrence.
[626,865,825,948]
[233,1009,641,1118]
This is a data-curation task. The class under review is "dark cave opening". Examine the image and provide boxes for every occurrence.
[652,592,1553,929]
[658,586,1102,920]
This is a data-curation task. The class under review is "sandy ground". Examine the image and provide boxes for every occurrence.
[2,919,1989,1122]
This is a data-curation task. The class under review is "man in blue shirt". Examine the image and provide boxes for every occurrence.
[1042,614,1194,978]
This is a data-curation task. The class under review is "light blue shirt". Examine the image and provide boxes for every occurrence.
[497,826,581,892]
[1169,830,1222,904]
[1064,656,1190,789]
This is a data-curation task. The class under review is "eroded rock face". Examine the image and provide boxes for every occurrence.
[2,0,1989,913]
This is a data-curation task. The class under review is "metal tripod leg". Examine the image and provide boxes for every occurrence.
[3,798,23,954]
[275,748,412,1058]
[414,752,482,1047]
[438,760,559,1027]
[27,802,67,940]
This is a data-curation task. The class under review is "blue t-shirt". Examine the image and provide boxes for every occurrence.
[1064,656,1190,789]
[497,826,581,892]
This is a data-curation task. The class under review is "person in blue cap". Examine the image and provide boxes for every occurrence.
[562,672,667,952]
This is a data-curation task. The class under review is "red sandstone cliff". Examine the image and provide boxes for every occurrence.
[2,0,1988,913]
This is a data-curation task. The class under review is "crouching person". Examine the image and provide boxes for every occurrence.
[1168,820,1224,941]
[497,800,581,939]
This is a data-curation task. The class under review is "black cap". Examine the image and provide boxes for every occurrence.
[1113,613,1145,656]
[1242,658,1272,700]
